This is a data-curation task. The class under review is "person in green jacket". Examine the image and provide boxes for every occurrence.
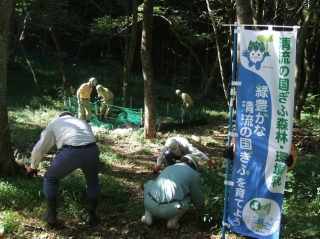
[141,154,205,230]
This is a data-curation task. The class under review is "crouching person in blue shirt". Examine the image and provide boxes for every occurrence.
[141,154,205,230]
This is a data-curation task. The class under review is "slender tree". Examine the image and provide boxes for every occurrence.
[40,0,72,96]
[141,0,157,138]
[18,12,42,96]
[294,0,319,119]
[123,0,138,107]
[236,0,253,25]
[206,0,231,103]
[0,0,18,176]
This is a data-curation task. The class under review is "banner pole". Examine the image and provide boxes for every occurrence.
[222,22,238,239]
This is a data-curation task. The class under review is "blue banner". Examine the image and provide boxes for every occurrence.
[227,28,297,238]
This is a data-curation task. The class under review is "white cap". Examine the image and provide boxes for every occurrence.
[96,84,103,93]
[165,138,179,153]
[89,77,97,86]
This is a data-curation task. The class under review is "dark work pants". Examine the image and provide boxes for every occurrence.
[164,150,182,165]
[43,146,100,200]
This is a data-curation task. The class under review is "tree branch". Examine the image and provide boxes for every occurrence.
[25,32,57,56]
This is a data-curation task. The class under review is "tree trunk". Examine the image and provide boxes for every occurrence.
[0,0,17,176]
[141,0,157,139]
[236,0,254,25]
[295,47,315,120]
[294,0,318,119]
[203,56,219,98]
[251,0,264,25]
[315,33,320,95]
[40,0,72,97]
[294,22,319,119]
[206,0,230,102]
[273,0,282,25]
[204,56,231,98]
[18,12,42,96]
[19,41,42,96]
[123,0,138,107]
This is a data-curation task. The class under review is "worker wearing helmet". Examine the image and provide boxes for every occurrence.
[153,136,215,173]
[95,84,114,120]
[76,77,97,122]
[175,89,194,121]
[141,154,205,230]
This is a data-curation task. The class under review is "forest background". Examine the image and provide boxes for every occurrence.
[0,0,320,238]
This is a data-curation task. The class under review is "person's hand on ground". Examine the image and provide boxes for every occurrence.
[207,159,216,168]
[153,166,161,174]
[26,168,38,178]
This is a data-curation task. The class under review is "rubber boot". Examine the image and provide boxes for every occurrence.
[87,198,100,225]
[42,197,57,224]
